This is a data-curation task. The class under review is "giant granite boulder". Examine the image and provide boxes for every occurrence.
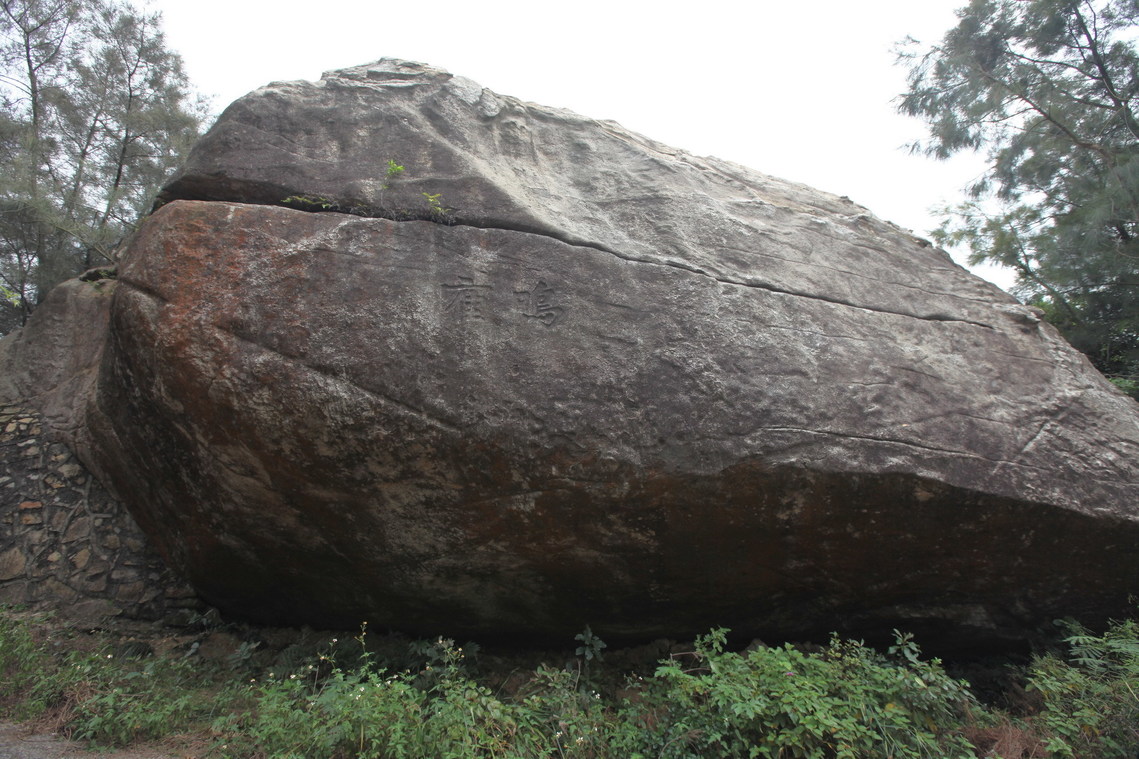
[73,60,1138,648]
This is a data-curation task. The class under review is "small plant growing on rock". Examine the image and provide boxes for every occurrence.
[421,191,452,220]
[281,194,337,211]
[279,159,456,224]
[377,159,404,208]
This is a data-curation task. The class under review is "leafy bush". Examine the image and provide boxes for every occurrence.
[67,655,228,746]
[221,636,535,758]
[1027,619,1139,758]
[216,627,981,758]
[617,629,978,759]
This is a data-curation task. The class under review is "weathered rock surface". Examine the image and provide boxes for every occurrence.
[68,60,1139,647]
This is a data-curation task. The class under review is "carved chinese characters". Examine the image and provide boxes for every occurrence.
[442,277,565,327]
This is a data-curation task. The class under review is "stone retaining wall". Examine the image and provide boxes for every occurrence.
[0,403,199,622]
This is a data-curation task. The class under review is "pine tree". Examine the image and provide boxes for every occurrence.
[0,0,205,330]
[898,0,1139,397]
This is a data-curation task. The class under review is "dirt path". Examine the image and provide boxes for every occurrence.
[0,722,184,759]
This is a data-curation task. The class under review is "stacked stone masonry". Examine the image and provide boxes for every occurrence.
[0,403,198,620]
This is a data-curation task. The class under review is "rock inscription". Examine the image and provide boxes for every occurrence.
[442,276,566,327]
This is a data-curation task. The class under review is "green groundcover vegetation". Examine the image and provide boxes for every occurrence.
[1,607,1137,758]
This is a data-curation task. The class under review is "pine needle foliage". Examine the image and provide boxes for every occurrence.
[0,0,206,329]
[898,0,1139,396]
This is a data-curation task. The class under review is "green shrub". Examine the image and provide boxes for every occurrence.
[67,655,230,746]
[222,637,536,759]
[619,629,979,759]
[1027,619,1139,758]
[220,627,980,758]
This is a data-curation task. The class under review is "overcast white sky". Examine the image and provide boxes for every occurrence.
[150,0,1014,290]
